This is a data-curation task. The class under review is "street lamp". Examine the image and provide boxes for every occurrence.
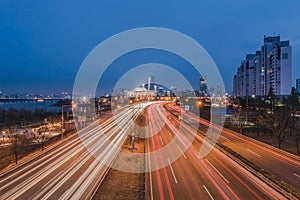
[198,101,203,106]
[61,102,76,138]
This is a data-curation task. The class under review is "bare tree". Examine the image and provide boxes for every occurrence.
[259,106,291,149]
[288,87,300,154]
[38,126,48,151]
[257,110,269,136]
[9,132,29,164]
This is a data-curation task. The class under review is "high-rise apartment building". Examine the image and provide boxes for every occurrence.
[233,35,292,97]
[296,79,300,94]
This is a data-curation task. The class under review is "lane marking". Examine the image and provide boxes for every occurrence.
[246,149,262,158]
[293,173,300,178]
[159,135,164,145]
[221,136,230,141]
[205,159,229,184]
[167,130,172,136]
[0,108,137,200]
[203,185,214,200]
[176,144,187,159]
[167,158,178,184]
[148,138,154,200]
[59,189,70,200]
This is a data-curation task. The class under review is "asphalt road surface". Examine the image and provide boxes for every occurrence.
[0,103,149,200]
[169,103,300,192]
[145,103,287,200]
[0,101,296,200]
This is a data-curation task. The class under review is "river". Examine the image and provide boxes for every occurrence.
[0,100,60,112]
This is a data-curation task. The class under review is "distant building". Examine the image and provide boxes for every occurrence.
[148,76,155,91]
[170,87,177,97]
[199,76,209,96]
[233,35,292,97]
[125,76,158,98]
[296,79,300,94]
[125,76,177,98]
[233,75,238,97]
[125,86,156,98]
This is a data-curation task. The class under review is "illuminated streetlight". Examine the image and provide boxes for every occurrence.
[198,101,203,106]
[72,102,77,109]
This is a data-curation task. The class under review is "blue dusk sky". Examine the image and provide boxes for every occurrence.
[0,0,300,95]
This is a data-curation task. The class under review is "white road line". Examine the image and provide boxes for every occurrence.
[246,149,262,158]
[176,144,187,159]
[148,138,154,200]
[293,173,300,178]
[159,135,164,145]
[0,106,144,200]
[203,185,214,200]
[168,158,178,184]
[59,189,70,200]
[205,159,229,184]
[221,136,230,141]
[167,130,172,136]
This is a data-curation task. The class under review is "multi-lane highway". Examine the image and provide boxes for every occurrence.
[167,103,300,192]
[0,101,297,199]
[146,103,286,200]
[0,103,148,199]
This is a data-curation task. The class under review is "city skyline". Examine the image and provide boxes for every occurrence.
[0,1,300,95]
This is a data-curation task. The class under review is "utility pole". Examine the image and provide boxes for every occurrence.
[61,105,64,138]
[130,103,137,151]
[61,102,76,138]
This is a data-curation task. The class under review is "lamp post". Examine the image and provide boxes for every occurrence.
[61,102,76,138]
[129,100,137,151]
[61,105,64,138]
[198,100,203,118]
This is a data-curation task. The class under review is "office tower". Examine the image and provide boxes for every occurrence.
[199,76,208,96]
[148,76,155,91]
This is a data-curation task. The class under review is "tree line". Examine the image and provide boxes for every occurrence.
[235,87,300,154]
[0,108,61,165]
[0,108,59,127]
